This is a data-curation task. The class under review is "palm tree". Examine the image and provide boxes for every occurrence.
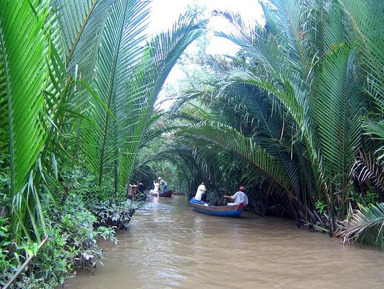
[1,0,206,241]
[207,0,369,231]
[143,0,382,234]
[46,0,206,201]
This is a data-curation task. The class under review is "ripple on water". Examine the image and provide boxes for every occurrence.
[63,196,384,289]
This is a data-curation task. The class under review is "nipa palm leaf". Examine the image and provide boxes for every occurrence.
[338,203,384,246]
[0,0,49,195]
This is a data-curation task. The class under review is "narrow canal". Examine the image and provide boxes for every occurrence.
[63,195,384,289]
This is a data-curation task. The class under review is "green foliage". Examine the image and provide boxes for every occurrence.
[0,0,206,287]
[59,164,114,203]
[142,0,384,239]
[365,190,379,206]
[315,200,327,214]
[2,1,384,287]
[89,200,136,231]
[349,188,379,208]
[205,190,226,206]
[0,193,124,288]
[0,0,49,195]
[0,218,15,279]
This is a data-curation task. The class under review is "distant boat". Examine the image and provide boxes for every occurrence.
[149,190,173,198]
[189,198,245,217]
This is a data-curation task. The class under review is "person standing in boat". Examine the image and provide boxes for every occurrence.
[158,177,167,193]
[149,180,160,197]
[223,186,249,206]
[194,182,207,202]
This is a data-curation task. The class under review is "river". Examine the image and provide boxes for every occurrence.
[62,195,384,289]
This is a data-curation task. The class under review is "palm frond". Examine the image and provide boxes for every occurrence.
[51,0,114,68]
[314,44,363,191]
[0,0,49,194]
[0,0,50,243]
[364,121,384,162]
[116,14,207,194]
[177,121,296,198]
[266,0,314,78]
[340,0,384,104]
[81,0,150,189]
[337,203,384,246]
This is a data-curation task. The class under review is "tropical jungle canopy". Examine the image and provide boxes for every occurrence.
[1,0,384,287]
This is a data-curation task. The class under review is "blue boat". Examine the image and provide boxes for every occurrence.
[189,198,245,217]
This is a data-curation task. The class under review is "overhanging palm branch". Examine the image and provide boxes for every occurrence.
[177,121,295,198]
[0,0,49,195]
[81,0,150,190]
[215,1,367,218]
[37,0,118,195]
[314,43,364,207]
[213,81,311,201]
[340,0,384,166]
[116,15,207,195]
[52,0,115,71]
[340,0,384,106]
[0,0,50,239]
[263,0,314,78]
[55,0,118,121]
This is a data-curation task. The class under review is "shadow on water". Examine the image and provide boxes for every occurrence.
[62,195,384,289]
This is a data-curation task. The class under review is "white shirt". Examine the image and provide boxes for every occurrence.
[154,182,160,193]
[230,191,248,205]
[194,184,207,201]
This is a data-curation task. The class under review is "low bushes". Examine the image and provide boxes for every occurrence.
[0,195,136,288]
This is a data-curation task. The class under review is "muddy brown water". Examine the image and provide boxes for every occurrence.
[62,195,384,289]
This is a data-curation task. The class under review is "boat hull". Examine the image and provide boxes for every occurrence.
[189,198,244,217]
[149,190,173,197]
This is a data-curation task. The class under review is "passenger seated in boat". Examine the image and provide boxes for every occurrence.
[223,186,249,206]
[194,182,207,202]
[137,182,145,193]
[127,184,137,200]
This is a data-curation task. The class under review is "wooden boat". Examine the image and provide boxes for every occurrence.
[149,189,173,197]
[189,198,245,217]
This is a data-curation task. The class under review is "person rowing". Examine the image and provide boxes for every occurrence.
[194,182,207,202]
[223,186,249,206]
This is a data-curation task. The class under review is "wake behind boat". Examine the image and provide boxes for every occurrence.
[189,198,244,217]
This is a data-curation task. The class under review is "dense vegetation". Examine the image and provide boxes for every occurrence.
[0,0,205,287]
[140,0,384,245]
[1,0,384,287]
